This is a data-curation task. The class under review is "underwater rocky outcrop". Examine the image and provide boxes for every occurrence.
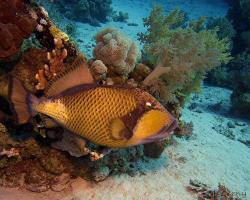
[39,0,113,26]
[0,0,37,61]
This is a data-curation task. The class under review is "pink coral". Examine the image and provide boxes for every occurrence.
[93,28,141,75]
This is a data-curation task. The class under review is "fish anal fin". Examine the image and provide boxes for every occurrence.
[45,55,94,97]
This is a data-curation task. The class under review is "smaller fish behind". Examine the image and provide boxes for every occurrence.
[8,57,177,148]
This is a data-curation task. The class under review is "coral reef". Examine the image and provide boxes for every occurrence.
[0,1,236,192]
[94,28,141,76]
[0,0,37,61]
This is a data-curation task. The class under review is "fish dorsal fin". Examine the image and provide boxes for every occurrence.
[45,55,94,97]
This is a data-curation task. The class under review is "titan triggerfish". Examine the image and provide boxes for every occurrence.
[8,57,177,148]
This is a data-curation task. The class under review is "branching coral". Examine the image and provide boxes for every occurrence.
[35,38,68,91]
[47,38,68,75]
[139,6,231,105]
[94,27,141,75]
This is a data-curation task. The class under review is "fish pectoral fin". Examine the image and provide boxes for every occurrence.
[110,118,132,140]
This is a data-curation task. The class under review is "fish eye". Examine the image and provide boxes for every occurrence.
[145,102,158,110]
[145,102,152,107]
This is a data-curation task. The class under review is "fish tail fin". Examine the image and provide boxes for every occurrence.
[8,77,39,124]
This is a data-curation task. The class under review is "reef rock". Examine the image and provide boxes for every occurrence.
[0,0,37,60]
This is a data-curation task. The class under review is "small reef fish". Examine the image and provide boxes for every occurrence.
[8,57,177,148]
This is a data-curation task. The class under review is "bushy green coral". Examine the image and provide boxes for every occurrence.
[138,6,231,104]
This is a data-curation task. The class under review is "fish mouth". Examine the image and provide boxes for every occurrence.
[140,119,178,144]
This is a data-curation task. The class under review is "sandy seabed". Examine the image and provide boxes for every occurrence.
[1,1,250,200]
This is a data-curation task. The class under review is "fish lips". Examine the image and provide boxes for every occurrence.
[140,119,178,144]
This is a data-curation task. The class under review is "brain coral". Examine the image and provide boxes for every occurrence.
[93,28,141,75]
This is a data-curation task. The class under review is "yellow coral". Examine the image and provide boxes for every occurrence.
[93,28,141,75]
[49,25,69,42]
